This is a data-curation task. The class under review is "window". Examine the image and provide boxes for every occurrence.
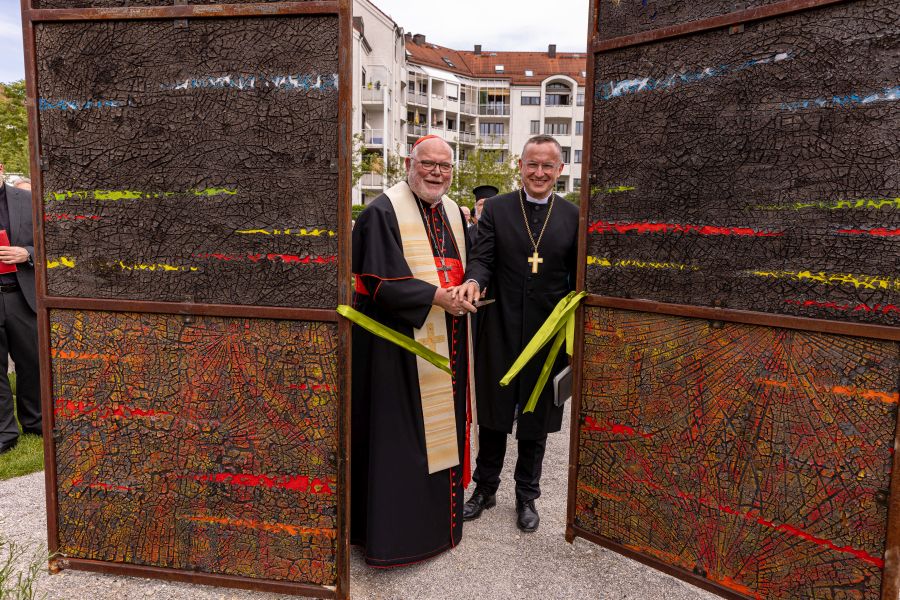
[447,118,455,130]
[576,92,585,106]
[479,122,505,136]
[442,57,455,68]
[555,179,567,192]
[521,93,540,106]
[573,178,582,191]
[495,65,505,73]
[561,147,571,164]
[530,120,540,134]
[574,150,582,164]
[545,82,571,106]
[544,122,569,135]
[575,121,584,135]
[525,70,534,77]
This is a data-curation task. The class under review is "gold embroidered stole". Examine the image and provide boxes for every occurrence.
[385,181,466,473]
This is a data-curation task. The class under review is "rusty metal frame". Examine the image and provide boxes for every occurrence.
[20,0,353,597]
[568,0,900,599]
[591,0,853,53]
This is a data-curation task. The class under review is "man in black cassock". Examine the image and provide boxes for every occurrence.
[350,136,476,566]
[454,135,579,532]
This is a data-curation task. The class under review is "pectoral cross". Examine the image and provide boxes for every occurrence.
[420,322,446,352]
[436,257,452,284]
[528,251,543,274]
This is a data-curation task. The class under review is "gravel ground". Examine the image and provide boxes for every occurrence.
[0,405,717,600]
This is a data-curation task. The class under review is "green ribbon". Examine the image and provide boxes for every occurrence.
[499,291,587,413]
[337,305,452,376]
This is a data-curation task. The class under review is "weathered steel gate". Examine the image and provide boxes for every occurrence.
[21,0,352,596]
[570,1,899,599]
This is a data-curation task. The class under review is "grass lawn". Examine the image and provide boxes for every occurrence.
[0,372,45,482]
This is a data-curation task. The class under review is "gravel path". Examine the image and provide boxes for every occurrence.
[0,406,717,600]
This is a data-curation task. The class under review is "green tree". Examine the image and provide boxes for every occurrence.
[0,81,29,177]
[449,143,519,207]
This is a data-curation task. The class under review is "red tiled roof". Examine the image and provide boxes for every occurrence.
[406,39,586,86]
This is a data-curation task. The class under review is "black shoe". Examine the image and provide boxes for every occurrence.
[0,438,18,455]
[516,499,539,532]
[463,490,496,521]
[21,427,42,437]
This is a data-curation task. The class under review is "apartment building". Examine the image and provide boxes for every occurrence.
[352,0,587,204]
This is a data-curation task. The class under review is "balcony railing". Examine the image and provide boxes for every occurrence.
[363,129,384,145]
[360,173,384,188]
[408,124,427,137]
[457,131,476,144]
[361,87,384,103]
[479,104,510,116]
[408,92,428,105]
[460,102,477,114]
[479,134,509,147]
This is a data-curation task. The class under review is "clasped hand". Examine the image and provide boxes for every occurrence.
[433,282,479,316]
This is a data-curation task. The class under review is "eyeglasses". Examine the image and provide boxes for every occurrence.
[415,159,454,174]
[524,161,560,173]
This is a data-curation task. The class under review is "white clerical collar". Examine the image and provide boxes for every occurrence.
[523,190,552,205]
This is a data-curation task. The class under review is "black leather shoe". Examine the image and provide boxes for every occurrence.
[22,427,42,437]
[0,438,18,455]
[463,490,496,521]
[516,499,539,532]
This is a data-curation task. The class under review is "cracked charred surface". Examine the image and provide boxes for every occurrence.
[37,16,340,308]
[587,0,899,327]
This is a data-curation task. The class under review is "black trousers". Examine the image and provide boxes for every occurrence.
[472,425,547,502]
[0,288,41,445]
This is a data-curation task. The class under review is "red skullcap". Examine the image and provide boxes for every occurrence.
[412,134,441,149]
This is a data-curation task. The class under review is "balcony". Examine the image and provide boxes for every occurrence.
[360,172,384,188]
[408,124,427,137]
[408,92,428,106]
[460,102,477,115]
[545,104,574,119]
[363,129,384,146]
[479,104,510,116]
[361,86,384,104]
[457,131,476,144]
[479,134,509,147]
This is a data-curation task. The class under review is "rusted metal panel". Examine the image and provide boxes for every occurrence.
[572,0,900,598]
[575,307,898,599]
[586,0,899,327]
[22,0,352,595]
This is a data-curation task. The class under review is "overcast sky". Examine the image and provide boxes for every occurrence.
[0,0,589,83]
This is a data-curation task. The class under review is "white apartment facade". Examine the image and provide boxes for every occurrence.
[352,0,587,204]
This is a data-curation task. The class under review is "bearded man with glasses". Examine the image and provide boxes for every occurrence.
[350,135,477,566]
[452,135,579,533]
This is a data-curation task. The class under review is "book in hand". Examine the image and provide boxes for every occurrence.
[554,365,572,407]
[0,230,17,275]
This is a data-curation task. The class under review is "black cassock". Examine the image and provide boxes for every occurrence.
[350,192,470,567]
[465,190,579,439]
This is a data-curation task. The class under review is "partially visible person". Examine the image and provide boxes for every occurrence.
[12,177,31,191]
[0,163,40,455]
[454,136,578,533]
[350,136,475,566]
[471,184,498,228]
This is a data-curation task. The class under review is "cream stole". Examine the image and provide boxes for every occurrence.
[385,181,466,474]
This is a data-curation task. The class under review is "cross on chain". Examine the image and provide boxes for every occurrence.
[420,322,446,352]
[528,251,543,274]
[436,257,452,284]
